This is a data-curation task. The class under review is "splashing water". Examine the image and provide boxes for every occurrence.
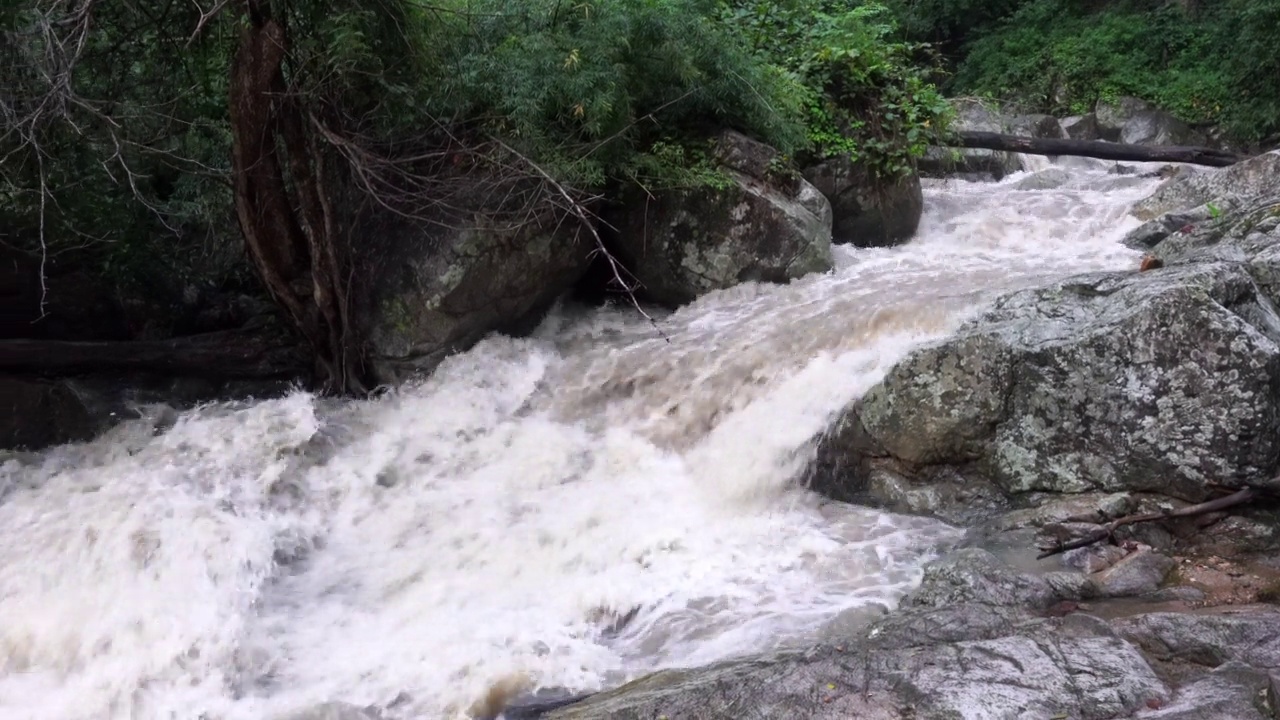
[0,159,1166,720]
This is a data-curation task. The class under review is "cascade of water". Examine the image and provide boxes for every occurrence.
[0,161,1164,720]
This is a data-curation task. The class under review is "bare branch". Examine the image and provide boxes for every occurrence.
[1036,487,1263,559]
[489,136,667,339]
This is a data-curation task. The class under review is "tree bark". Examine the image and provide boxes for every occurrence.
[0,329,308,378]
[228,1,370,394]
[943,131,1246,167]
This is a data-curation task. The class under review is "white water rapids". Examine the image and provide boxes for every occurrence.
[0,158,1173,720]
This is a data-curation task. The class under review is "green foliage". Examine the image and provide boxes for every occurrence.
[722,1,952,179]
[2,0,951,318]
[412,0,810,189]
[890,0,1280,143]
[1,1,244,305]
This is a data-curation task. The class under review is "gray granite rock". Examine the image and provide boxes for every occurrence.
[609,130,833,307]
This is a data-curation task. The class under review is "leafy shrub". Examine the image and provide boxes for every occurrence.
[723,1,953,179]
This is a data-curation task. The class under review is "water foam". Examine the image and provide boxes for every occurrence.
[0,159,1164,720]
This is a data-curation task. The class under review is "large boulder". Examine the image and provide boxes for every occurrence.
[1121,110,1207,147]
[353,208,593,383]
[1096,96,1207,147]
[822,260,1280,501]
[1061,113,1101,141]
[1133,150,1280,220]
[608,131,833,306]
[1096,96,1154,141]
[1009,113,1068,140]
[920,101,1066,180]
[802,159,923,247]
[919,98,1024,179]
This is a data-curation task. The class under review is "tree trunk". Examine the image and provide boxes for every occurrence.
[944,131,1246,167]
[228,1,370,394]
[0,329,308,378]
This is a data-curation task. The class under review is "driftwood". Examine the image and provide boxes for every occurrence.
[945,131,1247,168]
[1036,487,1261,559]
[0,327,308,379]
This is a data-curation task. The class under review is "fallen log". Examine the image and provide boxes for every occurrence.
[1036,487,1260,559]
[0,327,309,379]
[944,131,1247,168]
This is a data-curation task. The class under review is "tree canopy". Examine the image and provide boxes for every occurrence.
[1,0,951,390]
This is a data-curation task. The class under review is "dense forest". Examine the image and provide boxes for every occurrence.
[2,0,1277,395]
[887,0,1280,144]
[1,0,950,393]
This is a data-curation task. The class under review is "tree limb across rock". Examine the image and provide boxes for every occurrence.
[1037,486,1262,559]
[0,328,308,379]
[944,131,1247,167]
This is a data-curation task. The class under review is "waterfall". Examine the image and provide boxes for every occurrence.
[0,160,1166,720]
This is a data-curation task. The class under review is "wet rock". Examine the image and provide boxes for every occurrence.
[1198,512,1280,556]
[1061,113,1101,141]
[608,130,832,307]
[1140,662,1274,720]
[549,605,1168,720]
[919,98,1025,180]
[1010,113,1068,140]
[1096,96,1155,141]
[549,545,1190,720]
[356,206,593,383]
[1095,549,1176,598]
[1063,543,1131,574]
[1013,167,1071,191]
[846,262,1280,500]
[1112,607,1280,670]
[1043,570,1102,600]
[497,689,596,720]
[992,492,1136,532]
[830,461,1008,526]
[1133,150,1280,220]
[1,376,96,451]
[802,159,923,247]
[1145,586,1210,603]
[1120,110,1207,148]
[905,548,1058,610]
[1122,205,1220,250]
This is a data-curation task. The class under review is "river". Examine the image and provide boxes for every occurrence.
[0,158,1167,720]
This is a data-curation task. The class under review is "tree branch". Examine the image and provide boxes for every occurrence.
[1036,487,1262,559]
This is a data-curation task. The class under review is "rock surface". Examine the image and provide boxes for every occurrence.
[608,130,833,306]
[548,544,1280,720]
[829,261,1280,500]
[1133,150,1280,221]
[1010,113,1068,140]
[1112,607,1280,670]
[548,550,1179,720]
[355,208,593,383]
[1061,113,1101,141]
[919,98,1026,179]
[1120,110,1207,148]
[1094,96,1208,147]
[802,159,923,247]
[1097,96,1156,141]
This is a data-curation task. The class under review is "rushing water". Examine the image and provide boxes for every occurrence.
[0,158,1169,720]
